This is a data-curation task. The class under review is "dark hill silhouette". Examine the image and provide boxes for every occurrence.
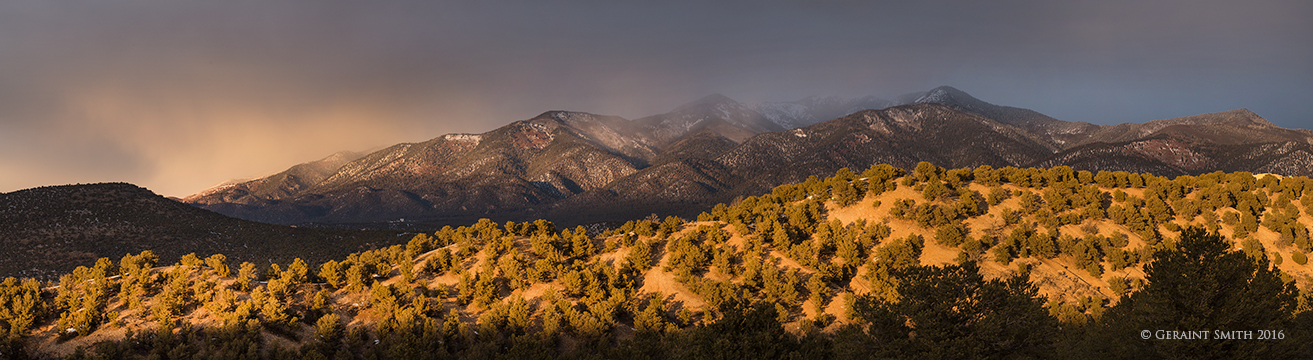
[0,183,401,279]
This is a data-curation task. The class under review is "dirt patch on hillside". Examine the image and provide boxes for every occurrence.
[637,267,706,310]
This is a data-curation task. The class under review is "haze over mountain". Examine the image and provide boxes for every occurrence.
[752,95,895,129]
[182,87,1313,227]
[5,1,1309,202]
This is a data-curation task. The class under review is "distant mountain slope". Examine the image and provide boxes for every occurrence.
[546,102,1053,223]
[1033,135,1313,177]
[1075,109,1313,146]
[0,183,401,279]
[905,86,1313,151]
[184,87,1313,227]
[185,150,364,206]
[1029,109,1313,176]
[187,100,1065,226]
[186,95,779,225]
[752,95,893,129]
[714,103,1052,195]
[634,94,782,145]
[901,86,1100,150]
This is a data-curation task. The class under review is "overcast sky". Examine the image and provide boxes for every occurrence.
[2,0,1310,196]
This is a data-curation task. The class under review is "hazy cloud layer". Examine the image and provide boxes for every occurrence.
[1,0,1309,196]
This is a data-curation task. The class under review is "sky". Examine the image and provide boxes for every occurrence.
[1,0,1310,197]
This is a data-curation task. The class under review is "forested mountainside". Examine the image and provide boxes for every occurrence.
[0,183,404,280]
[184,87,1313,229]
[5,164,1312,359]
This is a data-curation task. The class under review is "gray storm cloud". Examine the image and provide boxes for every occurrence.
[0,0,1309,196]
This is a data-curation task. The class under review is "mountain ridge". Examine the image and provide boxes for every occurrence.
[182,87,1313,227]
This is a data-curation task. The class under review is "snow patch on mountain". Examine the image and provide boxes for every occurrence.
[443,134,482,144]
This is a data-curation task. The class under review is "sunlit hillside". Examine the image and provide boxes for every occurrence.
[4,163,1311,358]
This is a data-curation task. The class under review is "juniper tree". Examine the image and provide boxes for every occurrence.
[205,254,230,278]
[319,260,344,288]
[345,263,368,293]
[934,222,969,247]
[633,293,670,334]
[316,313,344,344]
[1079,227,1303,358]
[626,240,654,271]
[284,258,308,285]
[235,262,257,292]
[851,261,1057,359]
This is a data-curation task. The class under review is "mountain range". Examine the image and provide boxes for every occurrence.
[182,86,1313,227]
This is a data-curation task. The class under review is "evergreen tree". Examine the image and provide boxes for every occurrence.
[851,261,1057,359]
[284,258,309,285]
[1080,227,1303,358]
[0,277,45,339]
[667,301,798,359]
[934,222,969,247]
[633,294,670,334]
[119,250,159,276]
[319,260,344,288]
[571,230,596,259]
[345,263,369,293]
[873,234,924,270]
[236,262,257,291]
[205,254,230,278]
[626,240,654,271]
[316,313,344,344]
[831,170,863,207]
[1070,237,1104,277]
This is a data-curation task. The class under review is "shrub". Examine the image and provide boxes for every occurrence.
[1108,276,1132,297]
[205,254,229,277]
[284,258,308,284]
[934,222,968,247]
[316,313,344,343]
[236,262,257,291]
[319,260,343,288]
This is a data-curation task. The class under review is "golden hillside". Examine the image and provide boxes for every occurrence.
[4,163,1312,359]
